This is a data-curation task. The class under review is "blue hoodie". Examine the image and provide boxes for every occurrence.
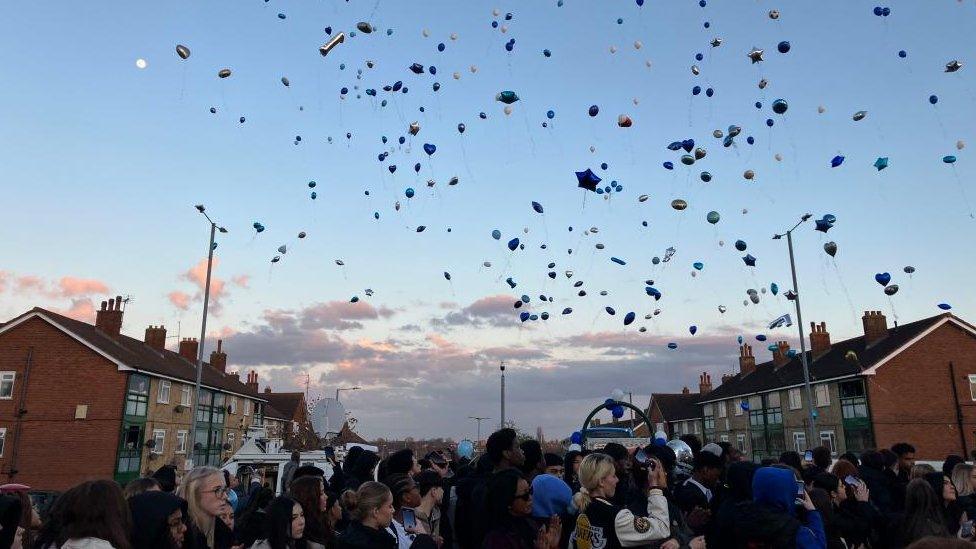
[531,474,573,518]
[751,467,827,549]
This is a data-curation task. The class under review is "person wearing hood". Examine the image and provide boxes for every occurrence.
[563,451,583,495]
[859,450,896,515]
[155,465,180,494]
[346,452,382,493]
[922,473,966,537]
[483,469,560,549]
[129,490,189,549]
[530,472,574,549]
[731,466,826,549]
[710,461,759,548]
[247,496,306,549]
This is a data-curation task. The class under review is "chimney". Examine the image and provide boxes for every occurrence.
[144,325,167,351]
[245,371,259,392]
[862,311,888,347]
[178,338,199,362]
[681,386,691,395]
[264,386,272,394]
[772,341,791,367]
[739,344,756,376]
[810,322,831,358]
[699,372,713,395]
[95,295,124,337]
[230,371,241,383]
[721,373,734,385]
[210,340,227,373]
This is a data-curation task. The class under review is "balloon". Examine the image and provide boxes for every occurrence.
[611,388,625,401]
[495,91,519,104]
[830,155,845,168]
[423,143,436,156]
[668,342,678,349]
[605,306,616,316]
[884,284,899,296]
[576,169,602,191]
[938,303,952,310]
[946,60,963,73]
[611,257,626,266]
[280,76,290,87]
[491,229,502,240]
[588,105,600,117]
[772,99,788,114]
[853,110,867,121]
[904,266,916,274]
[623,312,636,326]
[744,170,756,180]
[277,245,287,254]
[874,272,891,286]
[769,9,780,19]
[777,41,791,54]
[693,262,704,271]
[671,199,688,211]
[457,439,475,458]
[707,211,720,224]
[218,68,232,78]
[770,283,779,295]
[817,105,826,114]
[617,115,633,128]
[958,140,966,150]
[929,95,939,105]
[824,241,838,257]
[689,325,698,335]
[874,157,889,171]
[532,201,544,214]
[416,226,426,232]
[898,50,907,58]
[175,44,191,60]
[356,21,372,33]
[735,240,747,251]
[748,47,764,63]
[405,187,415,198]
[508,238,520,251]
[700,171,712,182]
[743,254,757,267]
[756,334,768,342]
[562,307,573,315]
[297,231,306,239]
[719,305,727,313]
[943,155,957,164]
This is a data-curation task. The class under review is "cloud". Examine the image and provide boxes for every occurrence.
[15,276,46,294]
[57,276,110,297]
[232,275,250,289]
[168,291,191,311]
[298,301,396,331]
[58,299,96,322]
[398,323,422,333]
[433,294,519,328]
[0,271,7,294]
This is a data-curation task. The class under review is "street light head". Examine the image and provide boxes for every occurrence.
[218,227,228,234]
[195,204,206,213]
[801,213,813,222]
[772,234,783,240]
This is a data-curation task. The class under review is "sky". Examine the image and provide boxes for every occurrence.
[0,1,973,441]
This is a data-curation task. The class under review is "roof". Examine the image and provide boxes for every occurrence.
[699,313,971,404]
[651,392,701,421]
[335,422,368,445]
[264,404,289,421]
[0,308,264,400]
[261,392,306,420]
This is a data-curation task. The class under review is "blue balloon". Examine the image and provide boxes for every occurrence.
[735,240,747,251]
[611,405,624,419]
[692,86,701,95]
[771,283,779,295]
[772,99,788,114]
[755,101,763,109]
[438,42,445,52]
[416,225,426,232]
[611,257,626,265]
[747,136,755,145]
[756,334,768,342]
[547,109,555,119]
[689,325,697,335]
[562,307,573,315]
[743,254,757,267]
[543,49,552,57]
[667,342,678,349]
[532,201,544,214]
[737,335,743,344]
[830,155,845,168]
[588,105,599,117]
[695,53,703,61]
[389,165,397,174]
[520,312,530,322]
[405,187,415,198]
[766,118,775,127]
[898,50,907,58]
[624,312,636,325]
[458,439,475,458]
[423,143,437,156]
[938,303,952,310]
[705,88,714,97]
[508,238,520,251]
[491,229,502,240]
[664,161,674,170]
[570,431,582,444]
[943,155,957,164]
[873,6,883,15]
[740,400,750,411]
[777,41,791,54]
[929,95,939,105]
[605,306,616,315]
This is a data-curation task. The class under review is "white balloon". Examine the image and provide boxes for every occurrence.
[504,105,513,115]
[135,58,147,69]
[634,40,643,50]
[450,32,458,41]
[453,72,461,80]
[422,28,430,37]
[609,45,617,54]
[611,388,625,401]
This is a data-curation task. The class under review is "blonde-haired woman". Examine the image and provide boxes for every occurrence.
[570,453,671,548]
[177,466,233,549]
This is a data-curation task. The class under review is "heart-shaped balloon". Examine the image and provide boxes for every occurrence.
[718,305,727,313]
[682,139,695,153]
[875,272,891,286]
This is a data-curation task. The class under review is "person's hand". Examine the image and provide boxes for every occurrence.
[646,457,667,489]
[800,488,816,511]
[854,480,870,502]
[434,535,445,548]
[687,506,712,530]
[689,536,707,549]
[546,515,562,549]
[660,539,681,549]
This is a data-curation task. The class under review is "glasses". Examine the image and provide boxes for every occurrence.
[514,488,534,501]
[206,486,229,498]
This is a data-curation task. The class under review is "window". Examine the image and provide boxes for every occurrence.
[793,432,807,452]
[152,429,166,453]
[180,385,191,406]
[227,432,235,450]
[244,399,251,416]
[970,375,976,401]
[0,373,15,399]
[736,434,746,453]
[734,401,743,416]
[703,404,713,416]
[229,396,237,415]
[840,380,869,419]
[176,431,188,454]
[125,375,150,417]
[815,384,830,407]
[767,392,781,408]
[693,422,700,434]
[717,401,727,418]
[157,380,171,404]
[820,431,837,455]
[748,395,762,410]
[720,434,729,442]
[0,428,6,457]
[789,388,802,410]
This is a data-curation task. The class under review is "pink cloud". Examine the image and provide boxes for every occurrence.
[59,299,96,322]
[232,275,251,289]
[433,294,519,328]
[57,276,110,297]
[15,276,46,294]
[0,271,8,294]
[168,291,191,311]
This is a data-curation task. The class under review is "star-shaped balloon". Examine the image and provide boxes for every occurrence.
[815,218,834,232]
[874,157,889,171]
[575,168,602,191]
[945,60,963,73]
[495,90,520,104]
[710,37,723,47]
[747,47,764,63]
[742,254,757,267]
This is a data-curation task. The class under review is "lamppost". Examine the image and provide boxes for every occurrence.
[499,362,506,429]
[469,416,491,445]
[189,204,227,468]
[336,386,361,402]
[773,213,816,447]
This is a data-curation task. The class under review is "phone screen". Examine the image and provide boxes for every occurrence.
[402,508,417,529]
[803,450,813,461]
[844,475,858,486]
[796,481,806,497]
[635,449,648,465]
[962,520,974,538]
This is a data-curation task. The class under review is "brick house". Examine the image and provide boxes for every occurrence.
[260,389,319,450]
[0,297,269,490]
[647,374,707,439]
[696,311,976,461]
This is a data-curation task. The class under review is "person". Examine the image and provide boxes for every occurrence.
[0,484,40,549]
[779,451,803,474]
[282,453,302,494]
[942,456,966,479]
[543,454,564,479]
[467,429,526,546]
[483,469,560,549]
[0,493,23,549]
[806,488,842,549]
[58,480,133,549]
[570,453,671,548]
[922,473,965,537]
[236,488,275,548]
[912,463,937,479]
[155,465,180,494]
[710,460,758,547]
[325,492,343,537]
[860,449,896,514]
[423,452,451,480]
[517,441,546,482]
[224,472,241,514]
[383,474,436,549]
[383,450,420,480]
[951,463,976,522]
[812,472,877,549]
[530,472,573,549]
[809,447,832,478]
[892,443,918,484]
[600,443,633,508]
[247,496,306,549]
[177,466,233,549]
[346,452,381,493]
[837,452,860,467]
[413,471,443,539]
[289,476,334,549]
[123,477,161,499]
[562,450,583,494]
[680,435,702,460]
[129,490,189,549]
[673,450,722,535]
[731,466,826,548]
[454,455,494,549]
[336,482,397,549]
[898,478,953,546]
[337,448,365,492]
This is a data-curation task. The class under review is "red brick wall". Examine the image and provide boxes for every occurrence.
[0,316,127,491]
[867,321,976,460]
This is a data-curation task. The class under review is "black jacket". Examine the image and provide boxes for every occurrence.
[730,501,801,549]
[129,491,187,549]
[859,464,896,515]
[832,499,881,548]
[337,522,399,549]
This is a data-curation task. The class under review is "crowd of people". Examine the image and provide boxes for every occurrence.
[3,434,976,549]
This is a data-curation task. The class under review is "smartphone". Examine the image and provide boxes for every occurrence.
[796,481,806,496]
[803,450,813,462]
[844,475,859,486]
[961,520,974,538]
[402,508,417,529]
[635,448,648,465]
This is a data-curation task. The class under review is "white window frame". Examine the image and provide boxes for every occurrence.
[793,431,807,453]
[0,372,15,400]
[820,431,837,456]
[157,380,171,404]
[227,431,235,449]
[815,384,830,407]
[969,375,976,401]
[736,433,746,453]
[152,429,166,453]
[180,385,191,406]
[0,428,6,457]
[228,396,237,415]
[717,401,727,418]
[734,401,743,416]
[244,399,251,416]
[693,421,700,434]
[720,434,729,443]
[789,388,802,410]
[176,430,188,454]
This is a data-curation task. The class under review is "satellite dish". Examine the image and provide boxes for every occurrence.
[311,398,347,436]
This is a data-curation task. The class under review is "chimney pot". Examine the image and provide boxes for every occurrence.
[209,339,228,373]
[95,295,124,337]
[862,311,889,347]
[144,325,167,351]
[739,343,757,376]
[178,338,199,362]
[699,371,713,395]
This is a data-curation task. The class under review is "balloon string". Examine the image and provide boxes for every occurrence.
[950,165,975,219]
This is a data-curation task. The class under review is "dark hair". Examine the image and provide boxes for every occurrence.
[293,465,325,480]
[717,442,735,462]
[902,478,950,543]
[262,496,305,549]
[563,450,582,486]
[151,465,177,493]
[602,443,628,462]
[0,494,23,549]
[415,470,443,497]
[812,473,841,494]
[680,434,702,458]
[838,452,860,467]
[382,474,415,510]
[881,449,899,468]
[484,469,525,530]
[811,446,832,470]
[349,450,380,486]
[808,488,837,542]
[892,443,917,457]
[694,450,724,472]
[779,451,802,472]
[128,490,186,549]
[942,455,965,478]
[385,449,415,477]
[486,429,518,466]
[123,477,161,500]
[519,440,543,476]
[860,450,884,470]
[544,453,563,467]
[60,480,133,549]
[906,537,976,549]
[289,476,332,545]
